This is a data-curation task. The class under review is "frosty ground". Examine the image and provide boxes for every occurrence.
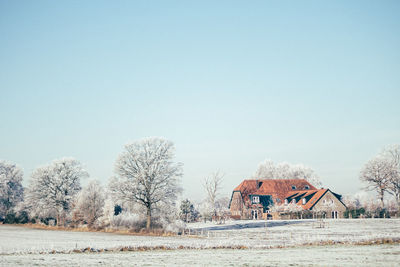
[1,219,399,266]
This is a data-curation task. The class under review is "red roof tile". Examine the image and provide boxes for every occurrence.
[233,179,316,203]
[301,189,328,210]
[284,189,328,210]
[232,179,338,211]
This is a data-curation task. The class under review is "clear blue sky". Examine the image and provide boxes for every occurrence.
[1,1,399,201]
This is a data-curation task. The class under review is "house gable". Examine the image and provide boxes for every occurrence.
[311,190,347,212]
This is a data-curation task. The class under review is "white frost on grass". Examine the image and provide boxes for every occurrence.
[0,219,399,254]
[2,245,400,267]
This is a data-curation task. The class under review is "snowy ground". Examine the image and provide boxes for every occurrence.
[186,218,400,247]
[0,219,399,266]
[1,245,399,266]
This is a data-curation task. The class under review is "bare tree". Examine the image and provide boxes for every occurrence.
[73,179,105,227]
[26,158,88,226]
[382,145,400,208]
[110,137,182,230]
[214,196,230,223]
[203,170,224,217]
[360,156,394,208]
[0,160,24,218]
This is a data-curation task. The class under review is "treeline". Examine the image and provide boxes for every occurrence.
[0,137,230,232]
[1,140,399,229]
[343,193,398,218]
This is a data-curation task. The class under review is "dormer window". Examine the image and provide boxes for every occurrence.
[302,198,306,205]
[304,185,310,190]
[252,196,260,203]
[291,185,296,190]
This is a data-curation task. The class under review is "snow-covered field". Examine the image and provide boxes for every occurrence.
[2,245,399,266]
[186,218,400,247]
[0,219,399,266]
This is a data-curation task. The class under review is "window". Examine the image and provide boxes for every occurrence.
[292,199,296,204]
[302,198,306,205]
[284,199,288,205]
[304,185,310,190]
[252,196,260,203]
[291,185,296,190]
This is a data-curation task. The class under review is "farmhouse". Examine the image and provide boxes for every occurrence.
[229,179,346,220]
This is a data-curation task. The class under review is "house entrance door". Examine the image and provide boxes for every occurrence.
[331,211,338,219]
[252,210,258,220]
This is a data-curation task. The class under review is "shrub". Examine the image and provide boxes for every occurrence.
[3,211,30,224]
[111,212,146,230]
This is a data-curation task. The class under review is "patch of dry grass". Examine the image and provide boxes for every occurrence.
[9,223,178,237]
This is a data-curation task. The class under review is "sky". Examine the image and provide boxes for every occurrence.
[1,0,399,201]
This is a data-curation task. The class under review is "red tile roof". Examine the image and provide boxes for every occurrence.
[232,179,339,211]
[233,179,316,203]
[286,189,328,210]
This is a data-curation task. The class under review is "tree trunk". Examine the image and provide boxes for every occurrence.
[146,208,151,230]
[380,189,385,208]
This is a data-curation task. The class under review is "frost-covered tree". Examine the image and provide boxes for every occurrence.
[203,171,224,216]
[96,197,115,228]
[382,145,400,208]
[0,160,24,218]
[73,180,105,227]
[360,155,394,208]
[270,201,303,218]
[270,203,285,213]
[214,196,230,223]
[253,159,321,187]
[110,137,183,230]
[342,195,358,213]
[26,158,88,226]
[197,201,213,222]
[343,192,371,218]
[286,202,303,213]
